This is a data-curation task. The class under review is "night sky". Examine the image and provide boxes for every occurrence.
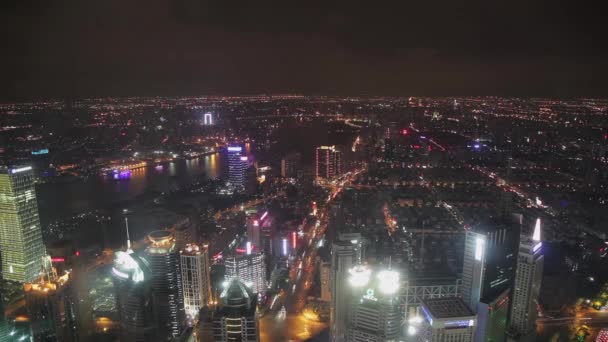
[1,0,606,99]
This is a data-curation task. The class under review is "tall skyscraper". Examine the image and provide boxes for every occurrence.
[180,243,212,321]
[418,297,477,342]
[227,146,248,191]
[144,230,185,340]
[224,252,266,294]
[461,221,517,313]
[509,219,544,336]
[210,277,259,342]
[24,272,76,342]
[345,266,401,342]
[316,145,342,179]
[112,250,156,341]
[0,166,48,282]
[330,239,359,341]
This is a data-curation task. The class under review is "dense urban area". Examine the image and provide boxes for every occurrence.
[1,96,608,342]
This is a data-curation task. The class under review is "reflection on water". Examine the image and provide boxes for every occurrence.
[36,153,224,224]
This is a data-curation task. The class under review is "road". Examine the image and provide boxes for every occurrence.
[259,169,364,341]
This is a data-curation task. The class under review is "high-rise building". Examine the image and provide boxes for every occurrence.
[225,252,266,294]
[227,146,248,191]
[210,277,259,342]
[330,239,359,341]
[247,216,262,248]
[320,262,331,302]
[418,297,477,342]
[281,152,301,178]
[0,166,48,282]
[112,250,156,341]
[180,243,212,321]
[144,230,185,340]
[461,221,517,313]
[316,145,342,179]
[24,272,76,342]
[509,219,544,336]
[476,289,510,342]
[345,266,401,342]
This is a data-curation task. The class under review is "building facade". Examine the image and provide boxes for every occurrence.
[509,219,544,336]
[112,250,156,342]
[346,267,401,342]
[144,230,185,340]
[316,146,342,179]
[461,222,517,314]
[225,253,266,294]
[227,146,248,190]
[180,243,212,321]
[330,240,359,341]
[419,297,477,342]
[211,277,259,342]
[0,166,48,282]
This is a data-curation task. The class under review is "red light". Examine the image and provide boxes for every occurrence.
[401,129,408,135]
[413,145,421,149]
[75,251,80,256]
[51,257,65,263]
[292,231,297,249]
[235,248,247,254]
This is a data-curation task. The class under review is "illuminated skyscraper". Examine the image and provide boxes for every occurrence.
[418,297,477,342]
[227,146,248,190]
[476,289,510,342]
[180,243,212,321]
[112,250,155,341]
[330,240,359,341]
[224,252,266,294]
[0,166,48,283]
[144,230,185,339]
[461,222,517,314]
[509,219,544,336]
[211,277,259,342]
[316,146,342,179]
[346,267,401,342]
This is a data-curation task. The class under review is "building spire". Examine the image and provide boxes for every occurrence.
[532,218,541,242]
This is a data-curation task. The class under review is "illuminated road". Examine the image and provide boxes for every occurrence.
[259,169,364,341]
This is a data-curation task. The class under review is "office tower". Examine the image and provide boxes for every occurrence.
[0,298,7,342]
[0,166,48,282]
[225,252,266,294]
[247,216,261,248]
[418,297,477,342]
[112,250,155,341]
[244,165,258,195]
[144,230,185,340]
[461,221,517,314]
[476,289,510,342]
[24,272,77,342]
[227,146,248,191]
[315,145,342,179]
[509,219,544,336]
[180,243,212,321]
[330,240,359,341]
[281,152,301,178]
[212,277,259,342]
[346,267,401,342]
[320,262,331,301]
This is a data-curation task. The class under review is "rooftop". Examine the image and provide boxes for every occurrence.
[421,297,474,319]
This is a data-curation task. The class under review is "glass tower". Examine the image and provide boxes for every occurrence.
[0,166,48,283]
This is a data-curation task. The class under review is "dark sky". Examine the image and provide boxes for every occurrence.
[1,0,606,99]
